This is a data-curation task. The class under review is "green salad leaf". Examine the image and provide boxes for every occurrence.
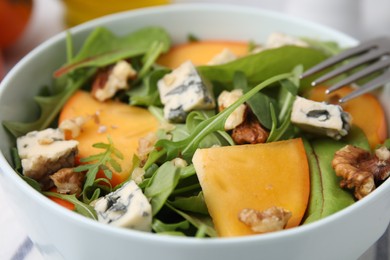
[303,127,370,224]
[43,192,97,220]
[73,136,123,202]
[166,202,217,237]
[128,69,169,106]
[300,37,343,56]
[233,70,275,130]
[197,46,328,91]
[156,71,293,161]
[169,192,209,215]
[144,161,181,216]
[54,27,171,77]
[152,219,190,234]
[3,69,96,138]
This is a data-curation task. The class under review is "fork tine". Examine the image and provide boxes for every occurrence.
[339,69,390,103]
[300,38,381,79]
[311,49,386,86]
[326,58,390,93]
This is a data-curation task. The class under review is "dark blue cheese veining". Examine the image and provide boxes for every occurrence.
[157,60,216,122]
[94,180,152,231]
[291,96,351,140]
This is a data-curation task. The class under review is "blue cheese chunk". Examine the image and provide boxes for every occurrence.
[16,128,79,188]
[94,180,152,231]
[157,61,215,122]
[291,96,351,140]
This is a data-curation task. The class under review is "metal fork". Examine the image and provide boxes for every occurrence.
[300,37,390,103]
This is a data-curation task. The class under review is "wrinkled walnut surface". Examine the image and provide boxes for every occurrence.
[332,145,390,200]
[50,168,85,196]
[231,109,269,144]
[238,206,292,233]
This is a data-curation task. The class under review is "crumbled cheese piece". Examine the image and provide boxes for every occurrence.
[95,60,136,101]
[171,158,188,168]
[376,146,390,161]
[251,32,308,54]
[266,32,309,49]
[94,180,152,231]
[97,125,107,134]
[16,128,79,189]
[291,96,351,139]
[131,167,145,185]
[59,116,86,138]
[218,89,246,130]
[157,60,215,122]
[207,48,237,65]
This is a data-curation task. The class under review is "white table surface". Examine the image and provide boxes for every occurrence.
[1,0,389,259]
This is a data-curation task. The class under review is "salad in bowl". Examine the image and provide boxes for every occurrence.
[0,4,389,260]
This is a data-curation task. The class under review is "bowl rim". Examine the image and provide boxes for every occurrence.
[2,2,385,245]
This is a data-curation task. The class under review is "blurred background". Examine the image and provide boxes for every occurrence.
[1,0,390,259]
[2,0,390,80]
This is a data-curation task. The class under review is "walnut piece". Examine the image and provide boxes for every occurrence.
[231,109,269,144]
[91,60,136,102]
[238,206,292,233]
[137,132,158,164]
[50,168,85,196]
[332,145,390,200]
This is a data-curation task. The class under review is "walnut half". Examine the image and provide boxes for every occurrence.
[238,206,292,233]
[231,109,269,144]
[332,145,390,200]
[50,168,85,196]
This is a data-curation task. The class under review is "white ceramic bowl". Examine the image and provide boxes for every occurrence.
[1,4,389,260]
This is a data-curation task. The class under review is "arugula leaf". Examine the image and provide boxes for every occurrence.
[169,192,209,215]
[54,27,171,77]
[233,71,274,129]
[384,139,390,149]
[267,66,301,142]
[186,110,235,147]
[152,219,190,233]
[267,103,294,142]
[178,164,196,179]
[74,136,123,201]
[195,224,208,238]
[144,161,181,216]
[300,37,343,56]
[128,69,169,106]
[3,69,96,138]
[138,41,167,79]
[166,202,217,237]
[277,79,298,122]
[156,72,293,161]
[302,138,355,224]
[197,46,328,91]
[43,192,97,220]
[303,127,370,224]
